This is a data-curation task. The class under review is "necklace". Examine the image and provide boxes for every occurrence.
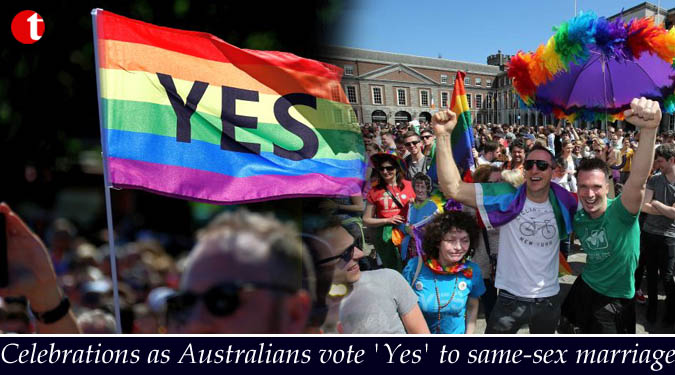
[433,274,458,334]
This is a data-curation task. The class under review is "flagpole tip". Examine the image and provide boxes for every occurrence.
[91,8,103,16]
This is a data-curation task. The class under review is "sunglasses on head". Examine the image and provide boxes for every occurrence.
[404,140,421,147]
[379,165,396,173]
[524,159,551,171]
[166,281,297,324]
[316,240,357,265]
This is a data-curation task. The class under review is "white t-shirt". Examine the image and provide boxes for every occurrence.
[495,198,560,298]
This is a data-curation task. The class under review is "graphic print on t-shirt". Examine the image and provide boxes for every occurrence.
[582,228,610,262]
[515,205,557,248]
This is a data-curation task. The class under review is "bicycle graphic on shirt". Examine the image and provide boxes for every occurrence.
[519,219,556,240]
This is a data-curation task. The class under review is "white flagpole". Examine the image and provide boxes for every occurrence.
[91,8,123,334]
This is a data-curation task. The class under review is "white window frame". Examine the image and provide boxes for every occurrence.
[487,95,492,109]
[419,89,430,107]
[476,94,482,109]
[464,76,471,86]
[345,85,358,104]
[344,64,354,76]
[466,93,472,109]
[440,74,448,84]
[371,86,383,105]
[441,91,449,108]
[397,88,407,106]
[486,79,492,87]
[475,77,482,86]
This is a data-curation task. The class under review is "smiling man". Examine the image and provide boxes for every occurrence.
[561,97,660,334]
[432,110,577,334]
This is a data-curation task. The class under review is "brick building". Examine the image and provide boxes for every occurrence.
[324,2,675,130]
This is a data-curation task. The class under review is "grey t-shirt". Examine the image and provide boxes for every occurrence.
[644,173,675,237]
[339,268,418,334]
[404,154,430,180]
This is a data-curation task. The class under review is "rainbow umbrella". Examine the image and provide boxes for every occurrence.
[509,12,675,123]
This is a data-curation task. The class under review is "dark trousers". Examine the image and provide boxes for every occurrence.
[485,290,560,334]
[561,277,636,334]
[481,278,498,320]
[640,232,675,319]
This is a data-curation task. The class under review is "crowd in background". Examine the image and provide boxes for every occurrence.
[2,114,674,334]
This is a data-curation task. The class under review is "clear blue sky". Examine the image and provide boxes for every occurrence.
[335,0,672,64]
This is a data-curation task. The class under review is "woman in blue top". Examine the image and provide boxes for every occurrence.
[403,211,485,334]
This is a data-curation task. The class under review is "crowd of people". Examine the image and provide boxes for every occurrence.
[1,97,674,335]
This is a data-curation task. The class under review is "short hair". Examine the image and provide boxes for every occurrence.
[421,211,479,260]
[656,143,675,160]
[402,130,420,140]
[482,141,499,154]
[526,144,556,165]
[412,172,432,195]
[501,169,525,187]
[420,128,433,136]
[577,157,610,179]
[473,164,501,183]
[555,156,568,170]
[509,138,527,153]
[196,209,315,297]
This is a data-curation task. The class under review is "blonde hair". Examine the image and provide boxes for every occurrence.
[501,169,525,187]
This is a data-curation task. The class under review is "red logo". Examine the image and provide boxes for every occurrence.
[11,10,45,44]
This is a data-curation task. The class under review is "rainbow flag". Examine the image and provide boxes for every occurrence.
[427,71,475,184]
[92,10,365,204]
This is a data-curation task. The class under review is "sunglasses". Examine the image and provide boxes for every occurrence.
[379,166,397,173]
[422,135,433,140]
[524,159,551,171]
[316,240,357,265]
[166,281,297,323]
[404,140,421,147]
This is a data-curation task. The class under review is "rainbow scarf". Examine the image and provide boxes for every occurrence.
[476,181,577,240]
[425,256,473,279]
[427,71,475,185]
[93,10,365,204]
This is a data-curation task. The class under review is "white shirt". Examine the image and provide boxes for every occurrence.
[495,198,560,298]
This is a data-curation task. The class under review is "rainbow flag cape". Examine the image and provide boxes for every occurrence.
[92,10,365,204]
[427,71,475,184]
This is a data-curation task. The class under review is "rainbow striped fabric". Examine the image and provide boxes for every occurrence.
[427,71,475,183]
[93,10,365,204]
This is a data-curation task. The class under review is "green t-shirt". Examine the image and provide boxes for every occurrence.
[573,196,640,299]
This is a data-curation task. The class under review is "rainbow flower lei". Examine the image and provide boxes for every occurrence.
[508,12,675,122]
[424,256,473,279]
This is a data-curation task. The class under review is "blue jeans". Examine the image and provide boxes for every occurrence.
[485,290,560,334]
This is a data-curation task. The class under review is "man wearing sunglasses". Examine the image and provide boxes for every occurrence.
[561,98,660,334]
[402,131,430,180]
[432,110,577,334]
[311,223,429,334]
[167,210,313,334]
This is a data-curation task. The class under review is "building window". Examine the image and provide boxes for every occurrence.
[344,65,354,76]
[487,95,492,109]
[331,85,341,102]
[350,109,358,123]
[477,113,482,123]
[397,88,407,106]
[486,79,492,87]
[476,94,482,109]
[475,77,482,86]
[440,74,448,84]
[488,113,493,123]
[464,76,471,86]
[466,94,472,109]
[441,92,449,108]
[333,109,343,123]
[346,86,357,104]
[420,90,430,107]
[372,87,383,105]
